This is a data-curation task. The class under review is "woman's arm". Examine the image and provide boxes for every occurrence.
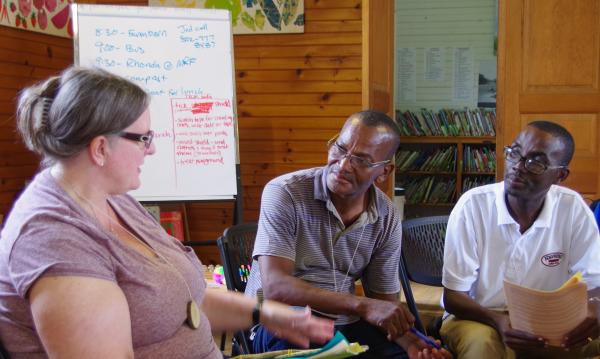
[202,289,334,348]
[29,276,134,358]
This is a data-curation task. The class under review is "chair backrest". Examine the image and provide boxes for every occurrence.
[590,199,600,231]
[216,223,258,355]
[217,223,258,293]
[401,215,448,286]
[398,215,449,335]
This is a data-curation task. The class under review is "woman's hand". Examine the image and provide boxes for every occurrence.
[260,302,334,348]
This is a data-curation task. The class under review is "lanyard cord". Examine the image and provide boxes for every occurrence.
[327,211,367,293]
[60,177,195,302]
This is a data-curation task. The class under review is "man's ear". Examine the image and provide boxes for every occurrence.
[88,135,110,167]
[556,168,570,184]
[375,163,395,184]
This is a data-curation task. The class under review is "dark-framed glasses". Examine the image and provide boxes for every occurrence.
[119,130,154,149]
[328,141,391,169]
[503,146,568,175]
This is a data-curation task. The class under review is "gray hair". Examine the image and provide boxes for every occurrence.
[17,66,150,165]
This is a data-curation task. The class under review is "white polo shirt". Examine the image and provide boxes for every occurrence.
[442,182,600,309]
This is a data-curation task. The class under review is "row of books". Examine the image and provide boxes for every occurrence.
[463,146,497,173]
[399,176,457,204]
[397,146,496,173]
[396,108,497,137]
[462,176,495,193]
[396,147,457,172]
[144,205,185,241]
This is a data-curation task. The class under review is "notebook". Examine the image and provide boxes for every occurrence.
[503,272,588,346]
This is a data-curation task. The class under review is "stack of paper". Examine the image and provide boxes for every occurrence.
[504,272,588,346]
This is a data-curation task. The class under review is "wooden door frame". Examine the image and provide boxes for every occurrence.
[362,0,396,196]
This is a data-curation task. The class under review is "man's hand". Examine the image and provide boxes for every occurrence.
[398,330,453,359]
[562,302,599,349]
[358,297,415,340]
[493,312,546,351]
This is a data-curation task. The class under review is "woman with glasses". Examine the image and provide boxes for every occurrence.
[0,66,333,358]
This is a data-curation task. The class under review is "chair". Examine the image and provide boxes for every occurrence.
[590,199,600,231]
[399,215,448,337]
[216,222,258,355]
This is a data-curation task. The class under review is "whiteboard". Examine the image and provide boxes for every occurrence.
[73,4,238,201]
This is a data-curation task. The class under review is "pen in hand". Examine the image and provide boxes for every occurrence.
[409,327,442,349]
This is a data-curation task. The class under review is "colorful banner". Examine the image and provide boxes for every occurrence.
[148,0,304,34]
[0,0,72,37]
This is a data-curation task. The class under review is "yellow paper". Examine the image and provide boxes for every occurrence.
[503,272,588,346]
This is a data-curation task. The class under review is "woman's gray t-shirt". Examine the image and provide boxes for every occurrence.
[0,169,220,359]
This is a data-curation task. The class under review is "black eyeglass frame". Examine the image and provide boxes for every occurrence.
[503,145,568,175]
[118,130,154,149]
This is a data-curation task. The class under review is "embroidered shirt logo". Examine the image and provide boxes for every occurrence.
[541,252,564,267]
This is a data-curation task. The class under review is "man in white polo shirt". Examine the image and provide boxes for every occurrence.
[441,121,600,358]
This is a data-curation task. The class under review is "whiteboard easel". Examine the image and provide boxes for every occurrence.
[72,4,240,206]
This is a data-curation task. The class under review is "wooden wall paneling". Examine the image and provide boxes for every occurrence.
[0,0,365,265]
[235,56,362,70]
[0,25,72,216]
[237,93,361,105]
[498,0,600,200]
[235,0,365,238]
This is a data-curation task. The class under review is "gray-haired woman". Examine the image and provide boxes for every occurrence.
[0,66,333,358]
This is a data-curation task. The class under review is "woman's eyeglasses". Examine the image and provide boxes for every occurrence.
[119,130,154,149]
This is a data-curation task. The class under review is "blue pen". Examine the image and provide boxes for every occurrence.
[409,327,441,349]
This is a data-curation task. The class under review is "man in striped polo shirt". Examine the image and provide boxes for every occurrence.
[245,111,450,358]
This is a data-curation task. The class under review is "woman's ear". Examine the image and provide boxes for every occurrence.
[88,135,110,167]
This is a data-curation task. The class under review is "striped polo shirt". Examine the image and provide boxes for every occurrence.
[245,166,402,325]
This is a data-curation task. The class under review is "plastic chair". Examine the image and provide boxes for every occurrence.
[590,199,600,231]
[216,222,258,355]
[399,215,448,337]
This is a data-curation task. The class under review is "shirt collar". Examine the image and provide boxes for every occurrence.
[314,166,382,223]
[495,181,555,228]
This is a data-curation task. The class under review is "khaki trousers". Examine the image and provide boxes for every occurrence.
[440,315,600,359]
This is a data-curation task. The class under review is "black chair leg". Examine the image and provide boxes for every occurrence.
[220,332,227,351]
[426,315,444,340]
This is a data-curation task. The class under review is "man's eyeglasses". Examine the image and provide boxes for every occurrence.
[503,146,567,175]
[119,130,154,149]
[328,140,391,169]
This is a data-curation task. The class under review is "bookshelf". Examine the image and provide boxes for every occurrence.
[395,109,497,218]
